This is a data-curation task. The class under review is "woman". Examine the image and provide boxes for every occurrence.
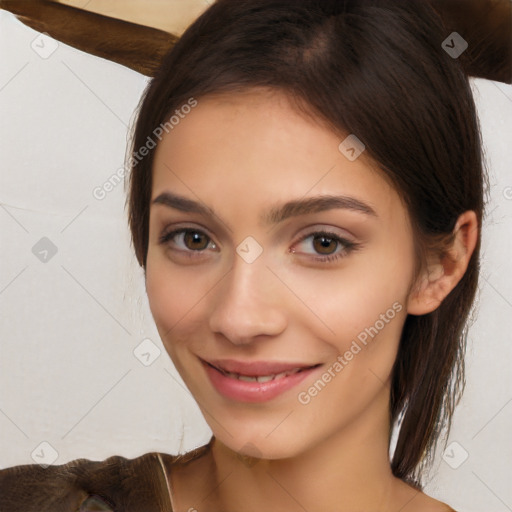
[0,0,504,510]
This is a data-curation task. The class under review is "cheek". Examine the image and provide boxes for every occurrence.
[319,289,405,380]
[285,254,410,344]
[293,271,407,419]
[282,241,412,388]
[145,251,207,351]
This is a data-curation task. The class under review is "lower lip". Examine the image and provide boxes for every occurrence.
[202,361,320,403]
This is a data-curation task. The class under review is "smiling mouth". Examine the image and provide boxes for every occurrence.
[205,361,322,383]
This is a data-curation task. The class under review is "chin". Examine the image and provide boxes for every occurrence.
[217,430,307,461]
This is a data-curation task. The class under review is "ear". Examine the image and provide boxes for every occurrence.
[407,210,479,315]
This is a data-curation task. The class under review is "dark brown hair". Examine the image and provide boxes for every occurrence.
[127,0,485,488]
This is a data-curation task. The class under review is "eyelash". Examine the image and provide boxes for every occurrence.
[158,227,361,264]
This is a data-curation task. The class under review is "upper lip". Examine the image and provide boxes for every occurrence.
[201,358,320,376]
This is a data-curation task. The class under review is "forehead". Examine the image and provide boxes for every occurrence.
[151,89,401,222]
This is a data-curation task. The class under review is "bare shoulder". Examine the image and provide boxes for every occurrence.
[393,479,458,512]
[401,493,457,512]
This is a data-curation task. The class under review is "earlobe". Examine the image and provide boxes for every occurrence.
[407,211,479,316]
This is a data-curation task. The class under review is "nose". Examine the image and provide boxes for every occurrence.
[208,250,288,345]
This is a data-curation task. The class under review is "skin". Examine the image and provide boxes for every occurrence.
[145,88,477,512]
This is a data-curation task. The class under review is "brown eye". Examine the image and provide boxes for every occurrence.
[291,230,360,264]
[312,235,338,255]
[183,231,210,250]
[158,228,217,254]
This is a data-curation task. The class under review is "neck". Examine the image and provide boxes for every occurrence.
[208,390,402,512]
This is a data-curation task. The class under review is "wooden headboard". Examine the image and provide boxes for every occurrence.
[0,0,510,82]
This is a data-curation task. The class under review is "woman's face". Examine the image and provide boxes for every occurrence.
[146,89,417,459]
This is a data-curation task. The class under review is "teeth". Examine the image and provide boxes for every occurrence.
[222,367,304,382]
[255,375,275,383]
[237,374,261,382]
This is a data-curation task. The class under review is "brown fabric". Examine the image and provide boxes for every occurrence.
[0,442,214,511]
[0,452,176,512]
[0,0,510,82]
[0,0,177,76]
[0,447,461,511]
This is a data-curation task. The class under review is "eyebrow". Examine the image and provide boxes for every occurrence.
[152,191,378,226]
